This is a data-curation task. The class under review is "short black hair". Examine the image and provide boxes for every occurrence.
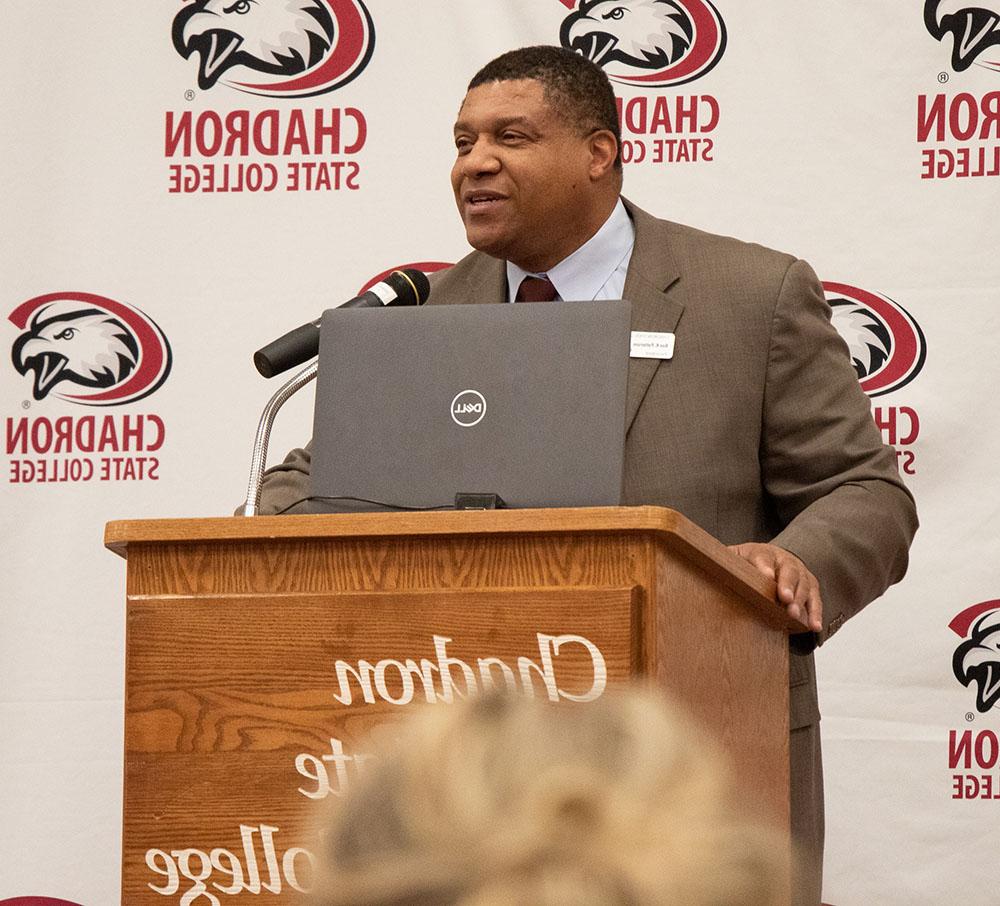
[467,45,622,172]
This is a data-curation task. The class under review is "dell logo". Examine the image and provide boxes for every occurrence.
[451,389,486,427]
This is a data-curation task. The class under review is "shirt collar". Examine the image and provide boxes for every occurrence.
[506,197,635,303]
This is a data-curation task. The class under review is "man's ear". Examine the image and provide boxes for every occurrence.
[588,130,619,180]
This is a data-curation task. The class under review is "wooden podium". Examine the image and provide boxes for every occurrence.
[106,506,798,904]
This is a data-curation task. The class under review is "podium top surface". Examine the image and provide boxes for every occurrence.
[107,504,694,553]
[104,505,791,619]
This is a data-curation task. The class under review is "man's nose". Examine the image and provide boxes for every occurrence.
[461,139,502,177]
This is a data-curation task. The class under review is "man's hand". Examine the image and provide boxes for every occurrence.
[727,542,823,632]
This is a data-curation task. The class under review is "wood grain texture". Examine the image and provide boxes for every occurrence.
[125,589,637,746]
[110,509,792,905]
[651,547,789,825]
[124,534,640,598]
[122,588,638,904]
[107,507,805,632]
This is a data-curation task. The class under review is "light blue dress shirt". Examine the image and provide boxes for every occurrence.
[505,198,636,303]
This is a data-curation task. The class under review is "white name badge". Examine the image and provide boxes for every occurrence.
[630,331,675,360]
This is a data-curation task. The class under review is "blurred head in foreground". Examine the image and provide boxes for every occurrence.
[310,690,785,906]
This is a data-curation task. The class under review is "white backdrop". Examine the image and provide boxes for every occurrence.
[2,2,998,904]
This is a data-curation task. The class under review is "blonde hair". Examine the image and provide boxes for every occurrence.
[311,691,785,906]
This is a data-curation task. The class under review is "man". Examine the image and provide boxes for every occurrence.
[259,46,917,904]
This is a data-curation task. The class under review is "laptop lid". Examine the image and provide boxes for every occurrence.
[309,299,631,511]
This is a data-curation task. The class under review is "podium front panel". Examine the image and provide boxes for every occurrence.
[123,585,638,903]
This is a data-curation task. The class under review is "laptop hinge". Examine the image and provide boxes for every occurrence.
[454,492,507,510]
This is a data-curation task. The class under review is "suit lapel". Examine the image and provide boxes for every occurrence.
[431,202,685,432]
[442,254,507,305]
[621,201,684,432]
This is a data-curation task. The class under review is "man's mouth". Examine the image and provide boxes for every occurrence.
[463,190,507,214]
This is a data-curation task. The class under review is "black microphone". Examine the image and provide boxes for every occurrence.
[253,268,431,378]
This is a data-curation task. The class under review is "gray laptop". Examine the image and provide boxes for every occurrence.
[309,300,631,511]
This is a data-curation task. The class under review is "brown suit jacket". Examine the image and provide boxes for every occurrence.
[258,200,917,901]
[260,198,916,711]
[427,199,916,648]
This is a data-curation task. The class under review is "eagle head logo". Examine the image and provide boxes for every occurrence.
[173,0,335,90]
[823,283,927,398]
[171,0,375,97]
[558,0,725,87]
[951,604,1000,713]
[561,0,693,69]
[925,1,1000,72]
[8,293,172,406]
[12,302,138,400]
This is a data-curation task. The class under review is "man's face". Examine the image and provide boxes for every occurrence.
[451,79,602,272]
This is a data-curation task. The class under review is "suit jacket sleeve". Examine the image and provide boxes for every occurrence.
[762,259,918,643]
[256,441,314,514]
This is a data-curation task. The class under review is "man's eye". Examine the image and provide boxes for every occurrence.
[501,132,524,143]
[603,7,626,20]
[455,138,472,154]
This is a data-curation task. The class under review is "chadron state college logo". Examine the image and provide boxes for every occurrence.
[918,4,1000,179]
[558,0,726,87]
[925,0,1000,73]
[948,600,1000,800]
[823,283,927,398]
[172,0,375,97]
[557,2,726,167]
[9,293,172,406]
[951,601,1000,713]
[825,283,926,477]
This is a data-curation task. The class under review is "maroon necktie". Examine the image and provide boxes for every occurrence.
[515,275,558,302]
